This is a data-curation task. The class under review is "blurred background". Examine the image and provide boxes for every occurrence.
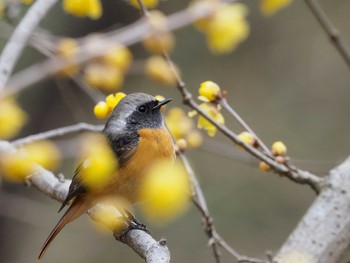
[1,0,350,262]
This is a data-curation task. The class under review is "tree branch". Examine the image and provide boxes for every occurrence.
[0,140,170,263]
[303,0,350,70]
[0,0,59,92]
[274,156,350,263]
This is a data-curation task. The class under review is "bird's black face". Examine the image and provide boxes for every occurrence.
[126,98,172,132]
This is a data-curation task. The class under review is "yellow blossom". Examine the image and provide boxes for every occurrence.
[166,107,193,140]
[142,32,175,54]
[56,38,79,77]
[0,150,35,182]
[78,134,117,191]
[23,140,61,171]
[91,197,131,232]
[191,103,225,137]
[0,98,27,140]
[186,130,203,148]
[271,141,287,156]
[194,2,249,54]
[176,138,188,152]
[259,161,271,172]
[139,160,190,223]
[237,131,256,147]
[106,92,126,109]
[99,44,133,72]
[145,56,178,86]
[198,81,221,102]
[21,0,34,4]
[84,63,124,91]
[63,0,102,19]
[261,0,293,16]
[129,0,159,9]
[94,101,110,119]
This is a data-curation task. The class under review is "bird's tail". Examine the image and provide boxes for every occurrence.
[38,198,89,260]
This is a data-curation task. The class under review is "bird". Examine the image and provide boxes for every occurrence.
[38,92,175,259]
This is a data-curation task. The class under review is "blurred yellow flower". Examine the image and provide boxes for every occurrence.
[261,0,292,16]
[56,38,80,77]
[63,0,102,19]
[78,134,118,191]
[145,56,178,86]
[23,140,61,171]
[0,150,35,182]
[84,63,124,91]
[186,130,203,149]
[139,160,190,223]
[99,44,133,72]
[190,103,224,137]
[129,0,159,9]
[198,80,221,102]
[143,32,175,54]
[166,107,193,140]
[194,2,249,54]
[0,98,27,140]
[21,0,34,4]
[259,161,271,172]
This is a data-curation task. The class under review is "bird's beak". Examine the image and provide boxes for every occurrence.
[153,98,172,109]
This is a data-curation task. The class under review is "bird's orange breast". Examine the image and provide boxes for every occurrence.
[108,127,175,203]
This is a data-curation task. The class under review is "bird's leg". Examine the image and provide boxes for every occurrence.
[116,206,150,234]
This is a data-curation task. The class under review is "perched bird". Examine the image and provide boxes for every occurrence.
[38,93,175,259]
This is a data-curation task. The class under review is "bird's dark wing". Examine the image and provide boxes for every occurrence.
[107,132,140,167]
[58,164,86,212]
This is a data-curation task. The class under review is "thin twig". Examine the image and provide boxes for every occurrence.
[179,153,268,263]
[303,0,350,69]
[11,123,103,146]
[221,99,271,155]
[0,0,59,92]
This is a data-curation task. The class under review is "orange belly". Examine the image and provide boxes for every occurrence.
[104,128,175,203]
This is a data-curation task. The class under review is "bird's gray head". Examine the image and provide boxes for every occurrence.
[103,92,172,139]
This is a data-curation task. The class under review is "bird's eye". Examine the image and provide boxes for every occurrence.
[138,105,147,113]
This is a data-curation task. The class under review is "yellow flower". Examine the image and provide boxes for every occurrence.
[145,56,178,86]
[23,140,61,171]
[143,32,175,54]
[237,131,256,147]
[106,92,126,109]
[129,0,159,9]
[78,134,118,191]
[186,130,203,149]
[261,0,293,16]
[56,38,80,77]
[206,3,249,54]
[84,63,124,91]
[99,44,133,72]
[259,161,271,172]
[0,150,35,182]
[198,81,221,102]
[194,2,249,54]
[165,107,193,140]
[0,98,27,140]
[191,103,225,137]
[139,160,190,223]
[63,0,102,20]
[93,101,110,119]
[21,0,34,4]
[271,141,287,156]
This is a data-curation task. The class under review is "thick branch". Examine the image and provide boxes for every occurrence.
[0,141,170,263]
[274,156,350,263]
[0,0,59,91]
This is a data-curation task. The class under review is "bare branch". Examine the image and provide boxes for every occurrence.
[303,0,350,70]
[0,0,59,91]
[0,141,169,263]
[12,123,103,146]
